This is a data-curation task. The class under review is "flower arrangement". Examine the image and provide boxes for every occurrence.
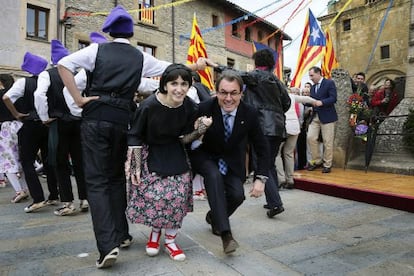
[347,93,365,115]
[347,93,371,141]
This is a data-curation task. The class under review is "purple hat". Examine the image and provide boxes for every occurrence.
[21,52,48,75]
[51,39,69,65]
[90,32,108,43]
[102,5,133,34]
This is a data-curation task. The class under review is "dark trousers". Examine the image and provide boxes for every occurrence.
[194,159,245,233]
[52,120,86,202]
[251,136,283,208]
[80,120,129,256]
[264,136,283,208]
[18,121,58,203]
[297,125,308,170]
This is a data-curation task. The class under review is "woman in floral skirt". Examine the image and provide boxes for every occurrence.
[0,74,29,203]
[126,64,212,261]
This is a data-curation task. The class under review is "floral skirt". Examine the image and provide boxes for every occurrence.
[126,144,193,229]
[0,121,23,173]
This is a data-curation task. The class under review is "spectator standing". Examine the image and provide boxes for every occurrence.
[371,78,399,116]
[353,72,369,105]
[296,82,313,169]
[276,87,316,188]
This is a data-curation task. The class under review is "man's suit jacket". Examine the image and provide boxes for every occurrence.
[190,97,269,182]
[311,78,338,124]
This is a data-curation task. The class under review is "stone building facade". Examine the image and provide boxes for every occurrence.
[0,0,61,77]
[320,0,410,87]
[0,0,288,83]
[320,0,414,174]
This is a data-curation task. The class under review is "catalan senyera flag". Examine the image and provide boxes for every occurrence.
[290,9,326,88]
[252,41,283,80]
[321,30,339,79]
[186,14,214,90]
[275,38,284,81]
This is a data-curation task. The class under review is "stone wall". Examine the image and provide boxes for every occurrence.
[320,0,410,87]
[331,69,354,168]
[63,0,227,75]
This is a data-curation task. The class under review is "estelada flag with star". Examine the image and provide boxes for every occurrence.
[290,9,326,88]
[186,13,214,90]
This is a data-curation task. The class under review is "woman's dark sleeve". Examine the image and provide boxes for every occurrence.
[127,103,148,146]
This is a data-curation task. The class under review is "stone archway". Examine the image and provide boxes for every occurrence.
[367,69,405,87]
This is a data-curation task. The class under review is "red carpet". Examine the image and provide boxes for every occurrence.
[294,178,414,213]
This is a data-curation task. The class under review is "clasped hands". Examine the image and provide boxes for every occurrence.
[313,100,323,107]
[194,116,213,134]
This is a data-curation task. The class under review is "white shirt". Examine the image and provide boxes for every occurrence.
[285,94,316,135]
[62,69,88,117]
[58,38,170,78]
[34,70,55,121]
[5,78,26,103]
[62,70,160,117]
[58,38,168,116]
[187,86,200,104]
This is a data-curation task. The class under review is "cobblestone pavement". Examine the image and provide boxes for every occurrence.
[1,180,413,275]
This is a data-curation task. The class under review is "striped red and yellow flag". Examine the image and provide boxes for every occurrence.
[290,9,326,88]
[321,30,339,78]
[186,14,214,90]
[275,38,284,81]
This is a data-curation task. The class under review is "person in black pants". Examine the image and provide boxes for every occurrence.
[58,5,216,269]
[34,39,87,216]
[243,49,291,217]
[3,52,59,213]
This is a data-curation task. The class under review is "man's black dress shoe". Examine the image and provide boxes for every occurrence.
[307,163,323,171]
[267,206,285,218]
[285,182,294,189]
[221,231,239,254]
[205,211,220,236]
[322,167,331,173]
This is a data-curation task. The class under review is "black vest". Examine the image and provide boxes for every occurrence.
[0,89,24,122]
[46,67,78,121]
[83,42,143,125]
[21,76,40,121]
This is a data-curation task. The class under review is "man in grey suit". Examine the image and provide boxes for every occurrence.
[307,66,338,173]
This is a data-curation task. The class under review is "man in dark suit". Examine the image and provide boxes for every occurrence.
[307,66,338,173]
[190,70,269,254]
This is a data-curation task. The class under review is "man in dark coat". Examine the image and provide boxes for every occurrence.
[190,70,269,255]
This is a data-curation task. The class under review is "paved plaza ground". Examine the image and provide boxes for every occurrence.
[0,180,413,275]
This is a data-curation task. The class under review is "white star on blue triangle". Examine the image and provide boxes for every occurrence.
[307,9,326,47]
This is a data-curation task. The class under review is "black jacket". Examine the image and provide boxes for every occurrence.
[189,98,269,182]
[242,69,291,138]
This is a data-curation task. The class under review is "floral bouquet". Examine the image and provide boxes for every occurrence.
[347,93,365,114]
[347,93,368,127]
